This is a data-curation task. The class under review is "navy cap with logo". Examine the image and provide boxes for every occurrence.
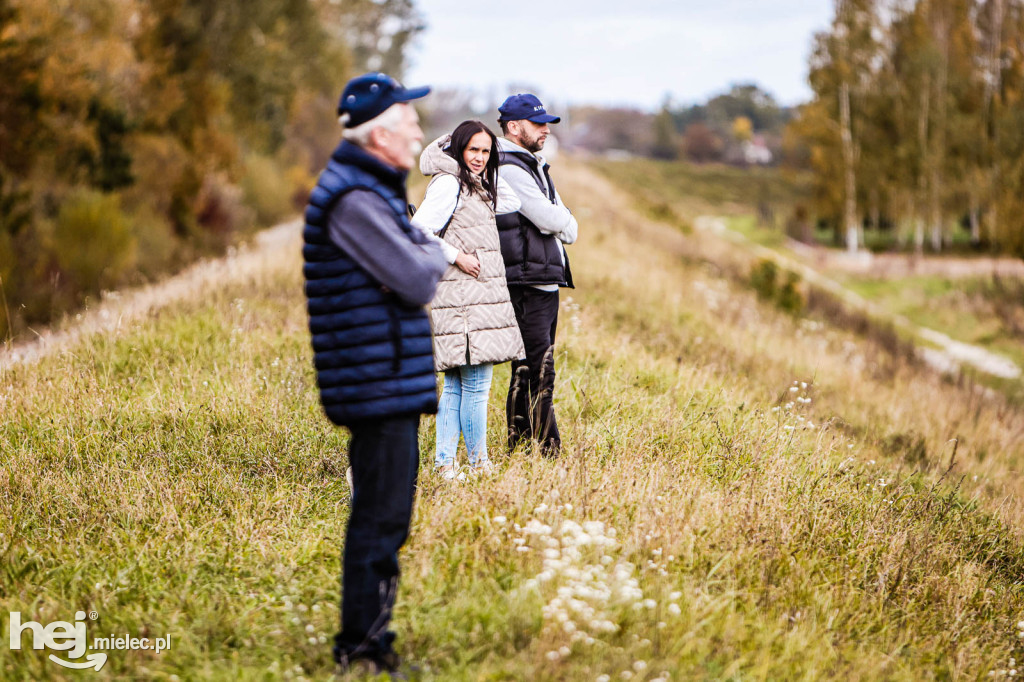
[337,72,431,128]
[497,94,561,124]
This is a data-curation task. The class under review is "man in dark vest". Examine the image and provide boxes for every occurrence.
[303,72,446,677]
[496,94,578,456]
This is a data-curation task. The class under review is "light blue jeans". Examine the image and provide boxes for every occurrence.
[435,363,494,468]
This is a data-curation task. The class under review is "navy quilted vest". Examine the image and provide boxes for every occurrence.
[303,140,438,425]
[496,151,574,288]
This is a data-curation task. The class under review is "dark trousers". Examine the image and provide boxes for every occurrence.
[506,287,561,454]
[334,414,420,666]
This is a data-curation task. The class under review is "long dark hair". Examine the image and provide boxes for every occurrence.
[446,120,499,209]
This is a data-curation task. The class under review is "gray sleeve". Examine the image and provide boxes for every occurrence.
[328,190,448,307]
[499,165,578,244]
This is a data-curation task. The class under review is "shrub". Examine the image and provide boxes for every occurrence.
[122,134,190,221]
[195,172,253,243]
[285,164,315,211]
[128,204,179,281]
[785,204,813,243]
[54,189,136,294]
[882,431,929,467]
[749,258,804,315]
[0,173,31,335]
[241,154,293,227]
[749,259,778,300]
[0,230,13,339]
[776,270,804,314]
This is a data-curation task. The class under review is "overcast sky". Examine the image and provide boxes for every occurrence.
[405,1,834,111]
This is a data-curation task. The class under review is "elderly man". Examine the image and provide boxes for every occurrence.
[496,94,578,456]
[303,72,446,677]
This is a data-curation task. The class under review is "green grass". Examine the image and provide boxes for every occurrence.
[2,161,1024,680]
[813,225,992,254]
[724,215,788,249]
[593,157,811,225]
[593,158,1023,394]
[836,274,1024,371]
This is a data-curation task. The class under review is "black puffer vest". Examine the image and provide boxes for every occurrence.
[303,140,438,425]
[496,151,574,288]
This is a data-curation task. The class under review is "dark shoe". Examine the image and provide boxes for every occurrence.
[540,441,560,458]
[337,658,404,680]
[336,652,419,680]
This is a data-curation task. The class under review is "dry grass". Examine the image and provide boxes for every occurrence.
[0,159,1023,680]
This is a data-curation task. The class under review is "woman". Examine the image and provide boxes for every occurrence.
[412,120,525,479]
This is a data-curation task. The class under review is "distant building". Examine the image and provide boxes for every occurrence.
[742,135,773,165]
[604,149,633,161]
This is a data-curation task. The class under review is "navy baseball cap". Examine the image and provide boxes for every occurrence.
[498,94,561,124]
[337,72,431,128]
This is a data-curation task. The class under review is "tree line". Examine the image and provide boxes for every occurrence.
[562,84,792,166]
[791,0,1024,257]
[0,0,421,339]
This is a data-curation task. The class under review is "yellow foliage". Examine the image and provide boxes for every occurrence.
[285,164,316,210]
[732,116,753,142]
[241,154,293,226]
[55,189,136,292]
[122,134,191,217]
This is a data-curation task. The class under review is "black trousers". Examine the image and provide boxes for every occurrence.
[506,287,561,454]
[334,414,420,666]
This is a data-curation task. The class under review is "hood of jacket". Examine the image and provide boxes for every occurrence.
[420,134,460,178]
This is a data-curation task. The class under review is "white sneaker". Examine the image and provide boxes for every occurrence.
[471,461,496,476]
[436,465,465,481]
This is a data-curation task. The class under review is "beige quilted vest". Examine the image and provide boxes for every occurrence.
[421,136,525,372]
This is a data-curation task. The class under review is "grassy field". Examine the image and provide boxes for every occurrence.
[833,274,1024,371]
[2,159,1024,680]
[593,156,811,228]
[595,157,1024,399]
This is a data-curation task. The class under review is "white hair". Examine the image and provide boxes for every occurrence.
[340,104,406,147]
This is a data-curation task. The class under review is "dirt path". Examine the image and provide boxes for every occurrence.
[0,219,302,373]
[694,216,1021,380]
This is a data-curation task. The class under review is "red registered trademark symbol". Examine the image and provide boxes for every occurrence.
[89,611,98,620]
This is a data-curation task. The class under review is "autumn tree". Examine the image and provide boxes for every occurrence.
[791,0,1024,258]
[650,100,679,160]
[0,0,424,336]
[682,123,724,163]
